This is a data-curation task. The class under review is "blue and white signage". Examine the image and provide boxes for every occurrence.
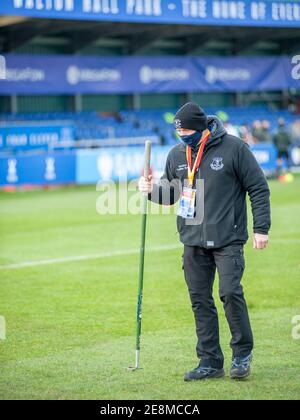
[0,152,76,185]
[0,55,299,95]
[0,124,75,150]
[1,1,300,28]
[0,144,299,187]
[76,145,170,184]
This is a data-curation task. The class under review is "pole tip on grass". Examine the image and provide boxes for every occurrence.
[126,366,143,371]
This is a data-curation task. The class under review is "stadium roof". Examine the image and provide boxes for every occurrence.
[0,17,300,55]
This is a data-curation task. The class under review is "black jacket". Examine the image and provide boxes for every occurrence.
[149,116,271,249]
[273,127,292,152]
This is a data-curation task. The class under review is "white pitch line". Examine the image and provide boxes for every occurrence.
[0,238,299,271]
[0,244,182,270]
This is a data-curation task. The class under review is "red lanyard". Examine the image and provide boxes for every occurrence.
[186,129,210,187]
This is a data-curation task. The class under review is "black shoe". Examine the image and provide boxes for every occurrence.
[184,364,225,382]
[230,354,253,380]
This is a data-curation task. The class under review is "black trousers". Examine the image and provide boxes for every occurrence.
[183,244,254,369]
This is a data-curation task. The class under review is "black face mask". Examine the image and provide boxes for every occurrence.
[179,131,202,148]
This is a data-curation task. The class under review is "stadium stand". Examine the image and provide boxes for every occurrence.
[1,106,299,153]
[0,1,300,185]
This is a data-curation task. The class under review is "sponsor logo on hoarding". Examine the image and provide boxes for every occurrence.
[3,67,45,82]
[140,65,189,85]
[45,158,56,181]
[7,159,18,183]
[66,65,121,85]
[0,56,6,80]
[205,65,251,84]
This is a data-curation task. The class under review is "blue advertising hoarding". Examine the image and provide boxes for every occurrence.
[251,143,278,172]
[0,124,75,151]
[1,1,300,28]
[76,145,170,184]
[0,152,76,186]
[76,144,297,184]
[0,144,299,187]
[0,55,299,95]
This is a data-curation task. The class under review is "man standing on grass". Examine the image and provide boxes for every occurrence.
[138,102,271,381]
[273,118,293,175]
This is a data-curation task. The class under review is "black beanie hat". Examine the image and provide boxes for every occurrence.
[174,102,207,132]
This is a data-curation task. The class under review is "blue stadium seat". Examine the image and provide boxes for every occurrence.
[1,107,299,151]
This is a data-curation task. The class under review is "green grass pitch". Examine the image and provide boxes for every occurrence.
[0,176,300,400]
